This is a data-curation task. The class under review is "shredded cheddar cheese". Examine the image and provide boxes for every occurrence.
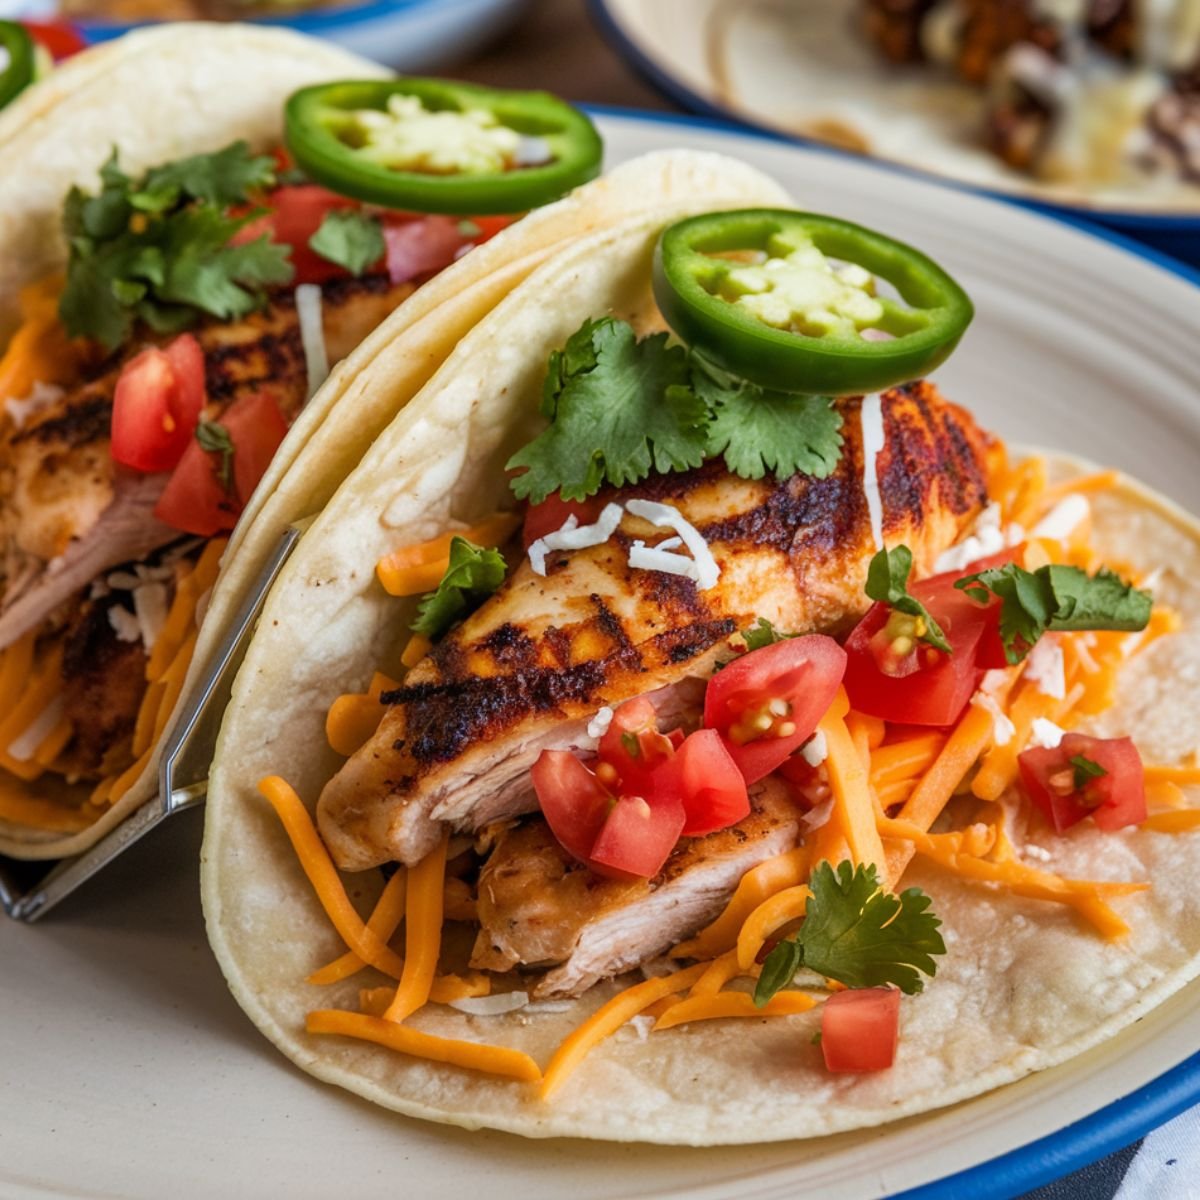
[653,990,818,1031]
[376,512,520,597]
[384,834,449,1022]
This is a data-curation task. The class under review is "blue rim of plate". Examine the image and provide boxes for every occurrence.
[584,103,1200,1199]
[587,0,1200,238]
[72,0,474,41]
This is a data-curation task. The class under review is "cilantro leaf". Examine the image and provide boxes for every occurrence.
[955,563,1151,663]
[507,318,709,504]
[196,421,235,492]
[136,141,277,212]
[865,545,951,653]
[309,210,385,277]
[754,861,946,1004]
[1070,754,1107,790]
[411,537,508,640]
[693,360,842,481]
[743,617,794,652]
[58,143,291,351]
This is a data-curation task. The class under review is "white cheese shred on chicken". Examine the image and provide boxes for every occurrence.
[296,283,329,401]
[934,502,1009,573]
[1024,637,1066,700]
[107,605,142,643]
[132,581,169,653]
[586,706,614,740]
[5,382,64,432]
[528,502,624,576]
[1031,494,1090,541]
[971,689,1016,746]
[1030,717,1067,750]
[8,695,65,763]
[860,394,886,552]
[448,991,530,1017]
[624,499,720,590]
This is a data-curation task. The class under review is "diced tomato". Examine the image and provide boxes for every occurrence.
[522,492,606,550]
[821,988,900,1073]
[915,549,1021,670]
[22,20,87,60]
[467,215,517,243]
[1018,733,1146,833]
[654,728,749,836]
[110,334,206,473]
[597,697,677,794]
[219,392,289,505]
[234,185,364,286]
[589,793,685,880]
[530,750,613,864]
[843,558,1005,727]
[152,391,288,536]
[153,437,238,538]
[383,215,468,285]
[704,636,847,784]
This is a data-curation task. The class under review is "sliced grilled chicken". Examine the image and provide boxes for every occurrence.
[470,779,801,997]
[319,382,994,870]
[0,274,411,650]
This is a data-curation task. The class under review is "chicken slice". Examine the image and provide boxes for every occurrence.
[0,273,411,650]
[470,778,801,997]
[320,381,994,870]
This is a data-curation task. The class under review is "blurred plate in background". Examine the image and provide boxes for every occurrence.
[590,0,1200,267]
[0,0,527,68]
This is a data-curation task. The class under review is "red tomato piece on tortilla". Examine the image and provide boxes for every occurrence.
[821,988,900,1073]
[1018,733,1146,833]
[705,635,846,784]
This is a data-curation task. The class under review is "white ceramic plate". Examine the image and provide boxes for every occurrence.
[3,111,1200,1200]
[591,0,1200,221]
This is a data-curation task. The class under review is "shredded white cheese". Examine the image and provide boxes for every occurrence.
[1031,494,1090,541]
[971,689,1015,746]
[1024,637,1066,700]
[628,1014,655,1042]
[5,382,64,432]
[586,706,614,740]
[934,502,1008,573]
[980,668,1010,694]
[528,502,624,576]
[800,730,828,767]
[859,394,886,552]
[514,135,553,166]
[448,992,530,1017]
[624,499,720,590]
[107,605,142,643]
[295,283,328,400]
[1030,717,1066,749]
[521,1000,575,1015]
[132,581,169,652]
[7,696,64,763]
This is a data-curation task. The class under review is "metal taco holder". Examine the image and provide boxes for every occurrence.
[0,526,304,922]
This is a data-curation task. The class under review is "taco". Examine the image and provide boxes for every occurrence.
[0,22,793,860]
[202,199,1200,1143]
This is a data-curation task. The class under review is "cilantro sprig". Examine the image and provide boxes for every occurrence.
[308,210,385,277]
[506,318,845,505]
[59,143,292,351]
[754,861,946,1004]
[411,537,508,640]
[955,563,1151,664]
[742,616,796,652]
[865,545,951,653]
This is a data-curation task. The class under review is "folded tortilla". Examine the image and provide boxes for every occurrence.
[0,24,792,860]
[202,207,1200,1142]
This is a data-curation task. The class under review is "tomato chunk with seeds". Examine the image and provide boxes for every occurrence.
[821,988,900,1073]
[596,697,677,794]
[1018,733,1145,833]
[704,636,846,784]
[589,793,685,880]
[110,334,206,473]
[654,728,749,837]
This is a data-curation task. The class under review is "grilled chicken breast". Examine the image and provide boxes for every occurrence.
[0,273,411,651]
[319,382,993,871]
[471,779,802,997]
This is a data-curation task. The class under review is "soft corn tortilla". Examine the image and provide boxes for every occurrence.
[202,212,1200,1142]
[0,25,792,859]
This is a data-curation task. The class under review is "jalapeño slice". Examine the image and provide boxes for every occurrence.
[0,22,35,111]
[652,210,974,395]
[284,78,603,215]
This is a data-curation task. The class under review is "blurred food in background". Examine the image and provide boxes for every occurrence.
[860,0,1200,185]
[57,0,339,18]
